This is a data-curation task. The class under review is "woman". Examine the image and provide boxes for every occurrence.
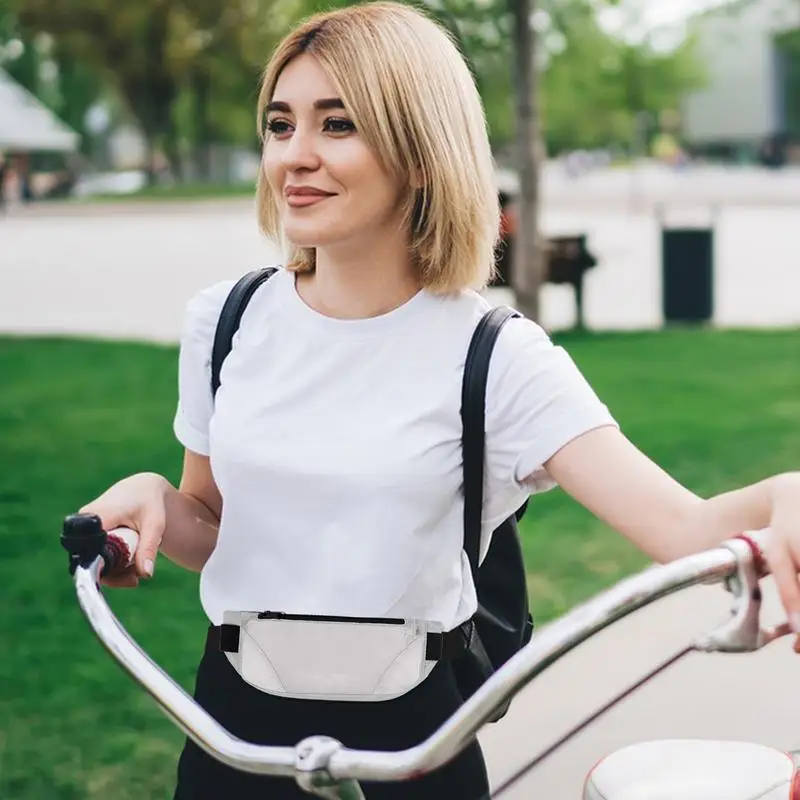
[81,3,800,798]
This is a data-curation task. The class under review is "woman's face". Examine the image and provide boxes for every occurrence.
[263,54,406,251]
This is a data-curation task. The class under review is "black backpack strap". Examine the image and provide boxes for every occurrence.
[210,267,278,398]
[461,306,521,581]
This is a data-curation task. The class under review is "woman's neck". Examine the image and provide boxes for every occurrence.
[296,242,421,321]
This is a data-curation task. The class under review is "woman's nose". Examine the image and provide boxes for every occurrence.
[281,127,321,172]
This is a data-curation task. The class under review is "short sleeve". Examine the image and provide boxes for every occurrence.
[484,317,618,519]
[173,280,236,456]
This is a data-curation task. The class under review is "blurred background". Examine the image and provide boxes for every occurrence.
[1,0,799,798]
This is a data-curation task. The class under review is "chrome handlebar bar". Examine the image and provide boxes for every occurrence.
[62,515,784,798]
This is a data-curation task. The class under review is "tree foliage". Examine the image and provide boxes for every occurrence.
[7,0,294,176]
[421,0,706,154]
[2,0,708,172]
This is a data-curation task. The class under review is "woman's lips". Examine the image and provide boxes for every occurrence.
[286,193,333,207]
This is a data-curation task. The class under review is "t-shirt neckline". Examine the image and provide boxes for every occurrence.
[277,267,435,338]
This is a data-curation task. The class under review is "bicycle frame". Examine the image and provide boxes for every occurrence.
[66,530,786,799]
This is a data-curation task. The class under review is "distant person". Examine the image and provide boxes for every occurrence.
[564,149,591,178]
[494,190,516,285]
[78,3,800,799]
[13,153,34,203]
[652,131,688,168]
[0,154,6,213]
[759,135,787,169]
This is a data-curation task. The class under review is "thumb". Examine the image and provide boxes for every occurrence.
[134,505,165,579]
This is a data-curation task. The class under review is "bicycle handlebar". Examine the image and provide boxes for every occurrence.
[61,514,779,796]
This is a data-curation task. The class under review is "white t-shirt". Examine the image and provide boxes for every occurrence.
[173,267,617,630]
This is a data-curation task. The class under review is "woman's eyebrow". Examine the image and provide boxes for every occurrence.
[266,98,345,113]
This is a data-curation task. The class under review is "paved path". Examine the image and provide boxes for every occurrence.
[1,199,277,342]
[4,194,800,797]
[4,175,800,336]
[479,579,800,797]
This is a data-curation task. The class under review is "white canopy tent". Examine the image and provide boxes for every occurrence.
[0,68,79,152]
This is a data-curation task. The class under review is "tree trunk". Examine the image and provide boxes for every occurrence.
[117,4,178,184]
[192,70,214,182]
[163,124,183,183]
[508,0,545,323]
[123,91,165,183]
[142,132,159,186]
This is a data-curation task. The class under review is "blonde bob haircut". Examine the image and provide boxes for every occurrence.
[256,1,500,294]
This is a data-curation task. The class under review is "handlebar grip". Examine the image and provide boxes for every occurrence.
[104,527,140,577]
[62,513,140,578]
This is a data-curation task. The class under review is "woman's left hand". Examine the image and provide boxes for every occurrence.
[760,473,800,647]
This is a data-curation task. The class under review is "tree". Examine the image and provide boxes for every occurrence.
[508,0,545,321]
[14,0,178,178]
[166,0,297,178]
[538,5,705,154]
[1,4,44,99]
[434,0,706,320]
[1,5,107,161]
[414,0,545,319]
[14,0,290,181]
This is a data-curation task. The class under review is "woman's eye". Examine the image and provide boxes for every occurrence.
[324,117,356,134]
[265,117,354,137]
[265,119,292,136]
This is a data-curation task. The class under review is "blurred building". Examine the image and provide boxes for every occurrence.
[0,67,79,153]
[682,0,800,160]
[0,67,80,201]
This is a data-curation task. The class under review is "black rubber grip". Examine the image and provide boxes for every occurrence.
[61,512,130,577]
[62,513,107,575]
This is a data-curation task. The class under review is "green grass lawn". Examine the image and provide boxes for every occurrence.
[0,329,798,799]
[68,181,256,204]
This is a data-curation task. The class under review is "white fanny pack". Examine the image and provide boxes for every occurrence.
[215,611,468,702]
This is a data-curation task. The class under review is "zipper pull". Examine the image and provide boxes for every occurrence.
[257,611,285,620]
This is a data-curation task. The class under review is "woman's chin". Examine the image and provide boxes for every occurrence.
[284,227,339,249]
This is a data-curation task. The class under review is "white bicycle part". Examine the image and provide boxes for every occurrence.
[61,514,791,799]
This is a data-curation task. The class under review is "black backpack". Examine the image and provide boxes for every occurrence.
[210,267,533,722]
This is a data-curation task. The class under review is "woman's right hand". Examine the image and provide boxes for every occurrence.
[79,472,171,587]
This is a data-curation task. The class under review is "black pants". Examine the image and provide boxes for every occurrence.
[173,627,490,799]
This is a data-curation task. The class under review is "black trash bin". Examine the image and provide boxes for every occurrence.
[661,227,714,324]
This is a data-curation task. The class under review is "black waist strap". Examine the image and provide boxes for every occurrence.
[208,620,472,662]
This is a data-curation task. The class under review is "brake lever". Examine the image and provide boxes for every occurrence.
[693,538,792,653]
